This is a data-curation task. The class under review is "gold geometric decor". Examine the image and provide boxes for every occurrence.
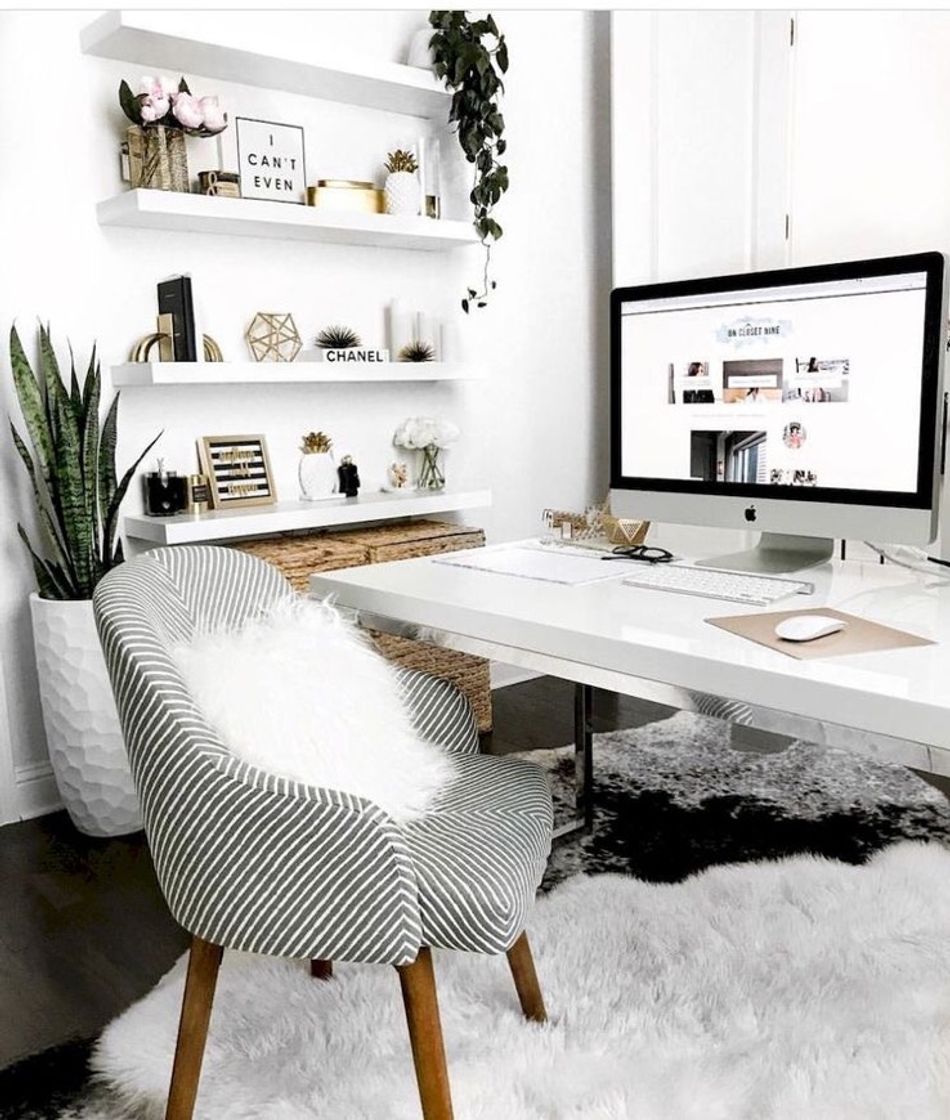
[246,312,302,362]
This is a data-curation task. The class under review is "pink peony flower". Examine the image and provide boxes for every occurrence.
[139,97,166,123]
[172,92,204,130]
[198,96,226,133]
[139,75,175,99]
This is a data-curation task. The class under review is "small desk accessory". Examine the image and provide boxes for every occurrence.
[706,607,933,660]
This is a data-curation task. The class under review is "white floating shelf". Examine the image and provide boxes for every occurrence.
[124,488,493,545]
[81,11,451,119]
[111,361,481,387]
[98,190,478,251]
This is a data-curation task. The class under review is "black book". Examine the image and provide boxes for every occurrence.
[157,275,197,362]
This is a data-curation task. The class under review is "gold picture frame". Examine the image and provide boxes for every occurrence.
[198,434,277,510]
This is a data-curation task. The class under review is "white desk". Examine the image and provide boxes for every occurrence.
[310,547,950,793]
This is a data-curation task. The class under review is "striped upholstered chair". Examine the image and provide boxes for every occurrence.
[93,546,553,1120]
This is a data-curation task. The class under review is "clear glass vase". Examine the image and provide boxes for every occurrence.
[127,125,190,192]
[418,444,445,490]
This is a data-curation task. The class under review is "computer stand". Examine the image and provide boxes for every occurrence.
[696,532,834,575]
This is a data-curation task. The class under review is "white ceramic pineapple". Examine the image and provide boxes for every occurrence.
[298,431,337,501]
[384,149,421,216]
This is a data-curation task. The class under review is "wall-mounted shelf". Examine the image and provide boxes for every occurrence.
[81,11,450,119]
[111,361,481,387]
[124,488,493,545]
[98,191,478,251]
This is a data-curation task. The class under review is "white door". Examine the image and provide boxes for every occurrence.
[611,10,793,287]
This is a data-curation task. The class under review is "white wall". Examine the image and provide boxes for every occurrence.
[610,10,792,556]
[0,10,610,822]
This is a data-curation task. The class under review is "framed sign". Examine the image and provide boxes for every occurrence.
[235,117,306,204]
[198,434,277,509]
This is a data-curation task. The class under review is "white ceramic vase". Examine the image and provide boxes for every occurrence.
[29,594,142,837]
[299,452,338,500]
[384,171,421,216]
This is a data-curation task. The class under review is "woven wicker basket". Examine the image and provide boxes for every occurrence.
[325,520,484,562]
[231,534,366,592]
[232,520,492,731]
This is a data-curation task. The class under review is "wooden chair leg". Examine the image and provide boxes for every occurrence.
[165,936,223,1120]
[396,947,454,1120]
[310,958,333,980]
[506,931,547,1023]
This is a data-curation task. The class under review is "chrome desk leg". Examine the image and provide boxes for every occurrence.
[553,683,594,839]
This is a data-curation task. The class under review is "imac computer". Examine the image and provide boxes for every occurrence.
[609,253,949,573]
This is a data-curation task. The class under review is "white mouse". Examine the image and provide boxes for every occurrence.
[774,614,848,643]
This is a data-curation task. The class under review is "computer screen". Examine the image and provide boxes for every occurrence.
[611,255,946,520]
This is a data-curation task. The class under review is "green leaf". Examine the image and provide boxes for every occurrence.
[101,427,163,571]
[49,365,91,593]
[80,350,101,571]
[97,394,119,548]
[9,326,54,490]
[178,76,191,95]
[17,524,69,600]
[68,347,82,418]
[497,40,509,73]
[10,422,76,589]
[118,79,141,124]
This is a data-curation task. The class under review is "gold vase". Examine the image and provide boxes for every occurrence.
[127,125,189,192]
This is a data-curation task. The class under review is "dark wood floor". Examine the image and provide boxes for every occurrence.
[0,675,944,1070]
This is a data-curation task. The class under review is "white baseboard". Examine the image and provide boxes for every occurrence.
[15,760,61,821]
[490,663,541,690]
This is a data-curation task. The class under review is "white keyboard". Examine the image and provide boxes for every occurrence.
[622,563,814,606]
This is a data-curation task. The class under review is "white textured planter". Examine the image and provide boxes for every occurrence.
[30,594,142,837]
[384,171,421,216]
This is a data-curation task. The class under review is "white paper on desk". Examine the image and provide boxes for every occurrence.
[433,546,632,586]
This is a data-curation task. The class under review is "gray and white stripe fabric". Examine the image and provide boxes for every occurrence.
[93,546,552,965]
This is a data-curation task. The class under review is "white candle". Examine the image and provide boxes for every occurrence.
[388,299,412,354]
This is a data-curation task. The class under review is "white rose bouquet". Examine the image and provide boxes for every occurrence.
[393,417,461,451]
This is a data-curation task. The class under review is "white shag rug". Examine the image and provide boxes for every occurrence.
[80,842,950,1120]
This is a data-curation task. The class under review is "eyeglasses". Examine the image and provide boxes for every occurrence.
[603,545,675,565]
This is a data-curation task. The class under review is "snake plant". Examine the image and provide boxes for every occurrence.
[9,324,161,600]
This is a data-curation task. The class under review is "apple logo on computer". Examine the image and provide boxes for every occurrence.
[744,505,757,523]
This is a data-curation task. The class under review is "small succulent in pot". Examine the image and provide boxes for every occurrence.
[383,148,421,216]
[300,430,333,454]
[398,341,436,363]
[118,75,228,137]
[385,149,419,174]
[316,325,362,350]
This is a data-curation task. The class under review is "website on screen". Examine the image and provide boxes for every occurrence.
[618,273,927,493]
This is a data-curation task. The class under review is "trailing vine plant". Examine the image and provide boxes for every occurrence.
[428,11,509,312]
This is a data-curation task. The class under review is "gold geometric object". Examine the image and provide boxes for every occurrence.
[602,514,650,547]
[245,312,302,363]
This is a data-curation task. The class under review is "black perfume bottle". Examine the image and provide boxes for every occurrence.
[144,460,188,516]
[337,455,361,498]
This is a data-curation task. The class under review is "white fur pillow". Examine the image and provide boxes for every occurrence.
[171,598,454,822]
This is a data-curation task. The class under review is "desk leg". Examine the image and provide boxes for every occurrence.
[554,683,594,839]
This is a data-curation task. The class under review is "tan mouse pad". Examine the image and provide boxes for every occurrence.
[706,607,934,660]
